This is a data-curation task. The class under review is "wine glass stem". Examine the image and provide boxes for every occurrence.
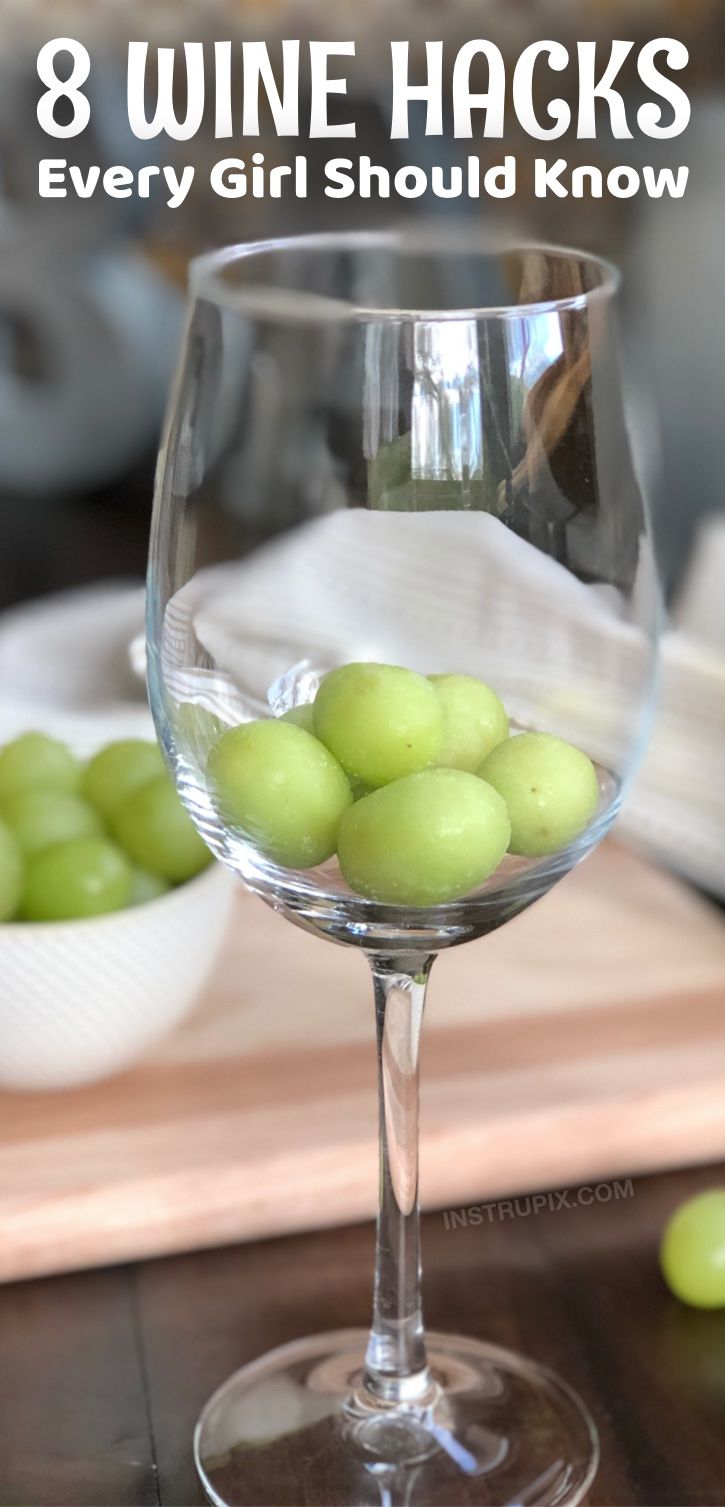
[363,954,435,1407]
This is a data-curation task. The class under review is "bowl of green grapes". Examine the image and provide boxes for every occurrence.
[0,730,233,1090]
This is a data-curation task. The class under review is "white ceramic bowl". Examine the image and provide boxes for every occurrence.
[0,861,236,1091]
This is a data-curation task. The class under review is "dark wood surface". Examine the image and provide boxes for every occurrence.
[1,1159,725,1507]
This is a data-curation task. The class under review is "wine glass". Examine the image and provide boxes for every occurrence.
[147,229,659,1507]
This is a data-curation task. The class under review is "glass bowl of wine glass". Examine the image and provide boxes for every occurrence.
[147,229,659,1507]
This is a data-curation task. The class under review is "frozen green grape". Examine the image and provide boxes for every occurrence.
[313,663,443,788]
[22,837,132,921]
[208,719,352,870]
[0,732,81,802]
[660,1191,725,1309]
[480,732,599,857]
[128,867,171,906]
[280,703,315,734]
[0,818,24,921]
[337,769,510,906]
[83,739,165,820]
[3,787,103,857]
[112,775,211,883]
[430,674,509,772]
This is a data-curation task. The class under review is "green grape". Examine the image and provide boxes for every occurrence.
[22,838,132,921]
[0,818,24,921]
[3,787,103,857]
[337,769,510,906]
[280,703,316,734]
[313,663,444,788]
[83,739,165,820]
[112,775,211,883]
[208,719,352,870]
[128,867,171,906]
[0,732,81,801]
[479,732,599,857]
[660,1191,725,1309]
[430,674,509,772]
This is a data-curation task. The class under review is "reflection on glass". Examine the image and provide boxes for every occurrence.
[411,320,483,487]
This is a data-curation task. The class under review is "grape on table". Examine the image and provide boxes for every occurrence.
[660,1190,725,1309]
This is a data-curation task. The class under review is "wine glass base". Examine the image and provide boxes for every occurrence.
[194,1328,599,1506]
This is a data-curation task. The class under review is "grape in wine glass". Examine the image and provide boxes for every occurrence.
[147,231,659,1506]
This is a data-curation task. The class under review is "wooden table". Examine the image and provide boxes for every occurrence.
[2,1159,725,1507]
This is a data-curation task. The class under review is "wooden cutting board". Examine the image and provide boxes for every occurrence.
[1,842,725,1284]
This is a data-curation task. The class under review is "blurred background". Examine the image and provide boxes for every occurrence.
[0,0,722,900]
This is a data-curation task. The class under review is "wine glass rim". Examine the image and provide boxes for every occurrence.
[189,229,621,322]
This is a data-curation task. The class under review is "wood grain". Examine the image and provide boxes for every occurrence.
[5,1164,725,1505]
[0,1264,158,1507]
[0,842,724,1284]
